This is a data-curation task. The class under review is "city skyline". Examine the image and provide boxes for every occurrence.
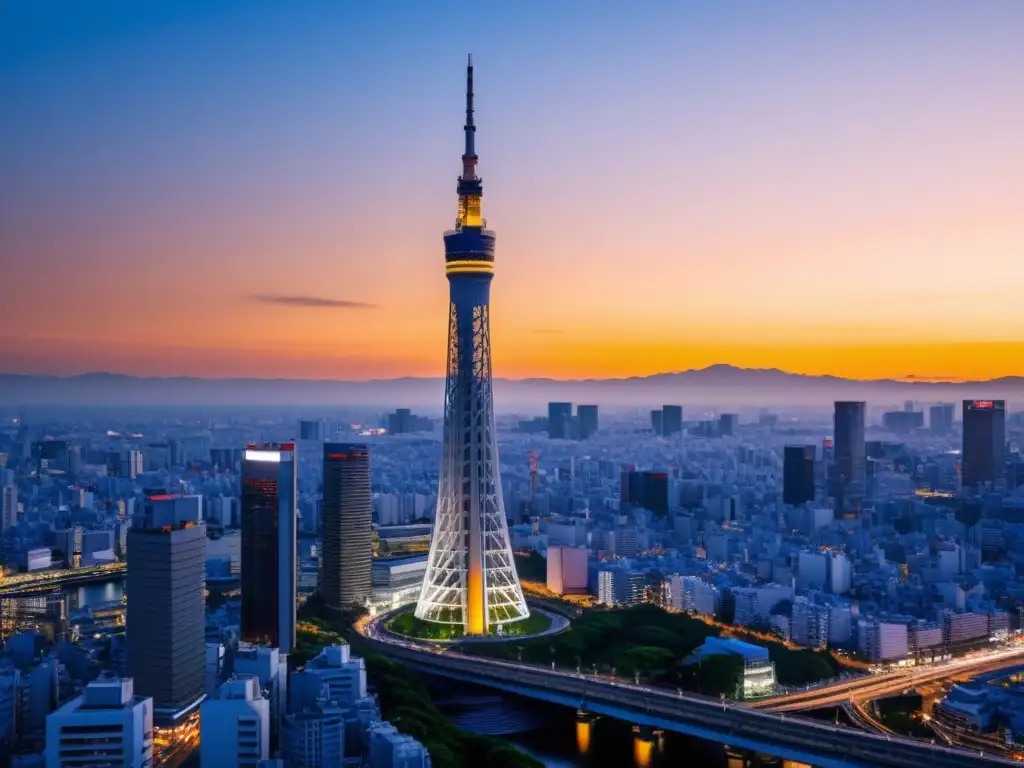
[4,1,1024,382]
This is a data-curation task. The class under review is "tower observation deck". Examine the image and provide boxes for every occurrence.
[415,56,529,635]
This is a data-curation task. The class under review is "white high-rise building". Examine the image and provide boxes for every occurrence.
[858,619,908,662]
[199,676,270,768]
[282,702,345,768]
[797,551,827,591]
[668,575,720,617]
[827,551,852,595]
[290,646,365,713]
[597,569,644,607]
[45,678,153,768]
[791,597,829,649]
[234,645,287,742]
[368,721,431,768]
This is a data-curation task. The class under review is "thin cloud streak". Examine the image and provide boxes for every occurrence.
[251,294,376,309]
[531,329,563,335]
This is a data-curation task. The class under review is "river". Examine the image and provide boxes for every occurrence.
[428,677,808,768]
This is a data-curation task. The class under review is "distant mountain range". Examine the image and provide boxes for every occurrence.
[1,365,1021,410]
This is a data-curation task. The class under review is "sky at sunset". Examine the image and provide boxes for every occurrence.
[2,1,1024,382]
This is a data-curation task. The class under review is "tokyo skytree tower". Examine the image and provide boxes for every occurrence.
[415,56,529,634]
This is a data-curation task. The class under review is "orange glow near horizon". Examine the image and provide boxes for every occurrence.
[4,5,1024,383]
[6,329,1024,383]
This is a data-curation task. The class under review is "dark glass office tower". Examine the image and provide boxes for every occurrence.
[662,405,683,436]
[126,493,205,741]
[576,405,599,440]
[241,443,297,652]
[650,410,664,436]
[547,402,572,440]
[783,445,816,506]
[322,443,372,610]
[833,401,866,515]
[620,470,669,516]
[962,400,1006,491]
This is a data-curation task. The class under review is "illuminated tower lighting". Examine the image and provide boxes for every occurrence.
[415,56,529,634]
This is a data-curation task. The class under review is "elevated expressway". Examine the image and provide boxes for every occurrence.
[360,619,1015,768]
[0,562,126,598]
[753,644,1024,713]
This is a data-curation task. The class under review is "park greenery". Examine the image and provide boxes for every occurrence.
[362,650,543,768]
[388,608,552,641]
[463,604,841,698]
[293,594,543,768]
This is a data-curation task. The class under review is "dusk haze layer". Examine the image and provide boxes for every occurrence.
[3,1,1024,381]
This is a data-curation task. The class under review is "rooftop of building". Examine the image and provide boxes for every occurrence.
[687,636,771,664]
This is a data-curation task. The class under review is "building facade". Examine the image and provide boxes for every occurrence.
[576,405,599,440]
[322,443,372,610]
[661,405,683,436]
[199,676,270,768]
[126,493,205,743]
[832,401,866,515]
[45,679,153,768]
[241,443,297,652]
[782,445,816,506]
[962,399,1006,491]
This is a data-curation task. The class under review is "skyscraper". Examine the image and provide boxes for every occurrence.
[929,403,955,436]
[832,401,866,515]
[650,410,664,436]
[576,405,599,440]
[620,470,669,516]
[661,405,683,436]
[241,443,297,653]
[126,493,205,753]
[416,57,528,634]
[322,443,372,610]
[962,400,1006,491]
[783,445,816,506]
[547,402,573,440]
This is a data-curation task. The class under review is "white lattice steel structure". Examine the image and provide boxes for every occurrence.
[415,57,529,634]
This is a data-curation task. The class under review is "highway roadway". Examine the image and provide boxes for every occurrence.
[755,644,1024,712]
[359,616,1016,768]
[0,562,126,597]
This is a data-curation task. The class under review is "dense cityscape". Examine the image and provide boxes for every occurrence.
[1,387,1023,767]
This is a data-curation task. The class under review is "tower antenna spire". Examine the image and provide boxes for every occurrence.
[462,54,477,181]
